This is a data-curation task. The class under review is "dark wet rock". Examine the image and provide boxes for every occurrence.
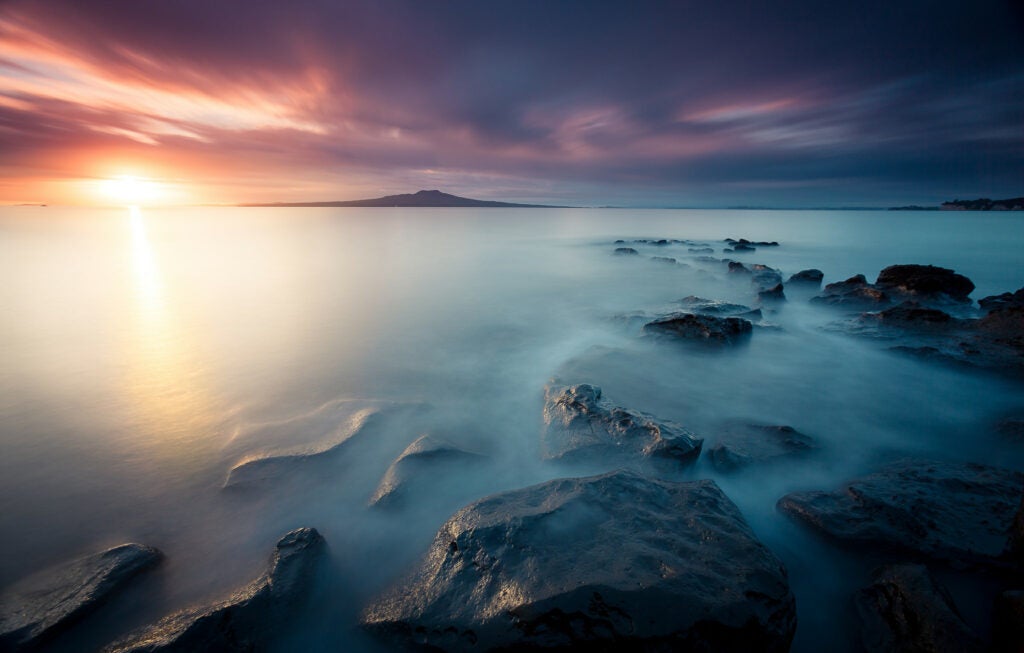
[541,384,701,468]
[643,313,753,345]
[994,590,1024,653]
[812,274,892,309]
[726,238,779,247]
[649,256,676,264]
[652,239,670,246]
[980,288,1024,313]
[106,528,325,653]
[708,424,816,472]
[853,563,982,653]
[613,247,639,256]
[362,470,796,652]
[0,544,162,651]
[613,239,625,244]
[688,247,714,254]
[727,261,751,275]
[778,460,1024,569]
[370,435,485,508]
[864,301,956,328]
[874,264,975,302]
[678,296,756,316]
[758,283,786,303]
[786,269,824,288]
[726,243,756,253]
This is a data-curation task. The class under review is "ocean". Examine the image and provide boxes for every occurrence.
[2,206,1022,651]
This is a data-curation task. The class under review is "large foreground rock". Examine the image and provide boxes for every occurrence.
[370,435,486,508]
[778,460,1024,568]
[853,564,982,653]
[362,471,796,652]
[642,313,753,345]
[0,544,162,651]
[708,424,817,472]
[106,528,325,653]
[541,384,702,469]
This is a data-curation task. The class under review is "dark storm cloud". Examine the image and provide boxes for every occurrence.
[0,0,1021,204]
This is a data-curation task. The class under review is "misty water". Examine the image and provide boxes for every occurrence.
[2,206,1023,651]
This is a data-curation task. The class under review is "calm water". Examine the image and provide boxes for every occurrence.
[2,206,1023,651]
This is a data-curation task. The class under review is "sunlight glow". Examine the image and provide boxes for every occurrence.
[100,175,168,206]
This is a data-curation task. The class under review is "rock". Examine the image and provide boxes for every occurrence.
[758,283,786,303]
[727,261,751,275]
[678,296,756,316]
[979,288,1024,313]
[812,274,892,309]
[874,264,975,302]
[786,269,824,287]
[750,265,783,290]
[649,256,676,264]
[370,435,485,508]
[726,238,779,247]
[0,544,162,651]
[688,247,714,254]
[729,243,756,252]
[642,313,753,345]
[864,301,956,328]
[778,460,1024,568]
[708,424,816,472]
[994,590,1024,653]
[106,528,325,653]
[853,564,982,653]
[541,384,701,468]
[362,471,796,652]
[613,247,639,256]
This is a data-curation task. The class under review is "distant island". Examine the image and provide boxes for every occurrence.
[890,197,1024,211]
[240,189,566,208]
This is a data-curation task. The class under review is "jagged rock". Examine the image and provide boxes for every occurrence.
[853,564,982,653]
[777,460,1024,569]
[613,247,639,256]
[370,435,485,508]
[727,261,751,275]
[786,269,824,287]
[812,274,892,309]
[642,313,753,345]
[106,528,325,653]
[979,288,1024,313]
[874,264,975,302]
[708,424,816,472]
[0,544,162,651]
[541,384,701,468]
[362,471,796,652]
[994,590,1024,653]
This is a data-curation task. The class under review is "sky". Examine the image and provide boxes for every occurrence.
[0,0,1021,207]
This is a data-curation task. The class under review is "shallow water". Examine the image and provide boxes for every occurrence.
[1,206,1022,651]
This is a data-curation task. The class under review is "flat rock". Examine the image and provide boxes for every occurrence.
[642,313,753,345]
[541,384,702,469]
[777,460,1024,569]
[874,264,974,302]
[370,435,486,508]
[0,544,162,651]
[786,269,824,288]
[708,424,816,472]
[106,528,325,653]
[677,296,755,316]
[853,563,982,653]
[362,470,796,652]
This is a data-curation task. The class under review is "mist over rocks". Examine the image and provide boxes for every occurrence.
[361,470,796,652]
[786,269,824,288]
[541,383,702,469]
[0,544,162,651]
[642,313,754,345]
[105,528,325,653]
[369,435,487,508]
[853,564,983,653]
[777,460,1024,569]
[708,424,817,472]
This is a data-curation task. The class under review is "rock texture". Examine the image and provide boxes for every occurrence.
[708,424,816,472]
[106,528,325,653]
[370,435,485,508]
[541,384,702,468]
[874,264,974,302]
[778,460,1024,568]
[0,544,162,651]
[786,269,824,288]
[853,564,982,653]
[362,470,796,652]
[642,313,753,345]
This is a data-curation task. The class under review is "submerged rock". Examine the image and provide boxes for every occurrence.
[642,313,753,345]
[708,424,816,472]
[541,384,702,468]
[786,269,824,288]
[362,470,796,652]
[688,246,714,254]
[874,264,974,302]
[649,256,677,264]
[0,544,162,651]
[370,435,485,508]
[777,460,1024,569]
[613,247,639,256]
[106,528,325,653]
[678,296,755,316]
[853,564,982,653]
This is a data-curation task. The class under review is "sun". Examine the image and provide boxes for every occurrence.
[99,175,167,206]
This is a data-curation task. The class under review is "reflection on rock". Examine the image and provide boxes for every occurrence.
[370,435,486,508]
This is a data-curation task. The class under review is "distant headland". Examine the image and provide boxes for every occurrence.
[890,197,1024,211]
[240,189,567,208]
